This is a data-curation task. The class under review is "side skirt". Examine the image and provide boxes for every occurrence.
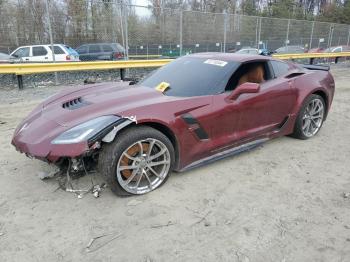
[178,138,269,172]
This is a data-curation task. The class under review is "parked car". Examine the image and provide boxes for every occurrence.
[235,48,259,55]
[323,46,350,53]
[308,47,324,53]
[76,43,125,61]
[323,46,350,63]
[162,49,192,58]
[12,53,335,196]
[10,44,79,62]
[235,43,270,55]
[274,45,305,54]
[0,52,15,63]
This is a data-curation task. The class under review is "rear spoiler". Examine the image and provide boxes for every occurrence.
[299,64,330,71]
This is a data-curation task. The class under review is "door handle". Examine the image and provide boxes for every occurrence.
[25,58,29,61]
[45,57,48,59]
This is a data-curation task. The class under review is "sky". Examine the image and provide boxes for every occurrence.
[132,0,153,17]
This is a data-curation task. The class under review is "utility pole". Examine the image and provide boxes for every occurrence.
[45,0,58,85]
[179,10,183,56]
[286,19,290,47]
[309,21,315,50]
[223,9,227,53]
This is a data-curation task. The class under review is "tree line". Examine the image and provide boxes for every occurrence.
[0,0,349,53]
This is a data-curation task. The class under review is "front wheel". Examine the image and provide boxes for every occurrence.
[98,126,175,196]
[292,94,326,139]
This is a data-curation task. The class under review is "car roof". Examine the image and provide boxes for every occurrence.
[187,52,272,63]
[14,44,67,48]
[80,43,121,46]
[239,48,257,50]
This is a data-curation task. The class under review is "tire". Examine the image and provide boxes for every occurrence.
[98,126,175,196]
[291,94,326,140]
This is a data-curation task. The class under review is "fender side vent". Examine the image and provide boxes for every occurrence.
[62,97,90,110]
[181,113,209,140]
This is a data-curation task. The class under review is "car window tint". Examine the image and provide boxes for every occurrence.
[89,45,101,53]
[48,45,65,54]
[271,61,290,77]
[32,46,47,56]
[333,47,341,52]
[102,45,113,52]
[13,47,30,57]
[140,57,238,97]
[77,46,87,54]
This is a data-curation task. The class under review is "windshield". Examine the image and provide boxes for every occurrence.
[140,57,239,97]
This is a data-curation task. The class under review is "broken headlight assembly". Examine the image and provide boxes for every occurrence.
[51,115,121,144]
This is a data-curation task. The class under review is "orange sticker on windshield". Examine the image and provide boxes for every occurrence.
[155,82,170,92]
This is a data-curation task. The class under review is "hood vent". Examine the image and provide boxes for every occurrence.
[62,97,90,110]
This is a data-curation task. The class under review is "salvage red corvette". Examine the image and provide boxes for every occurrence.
[12,53,335,196]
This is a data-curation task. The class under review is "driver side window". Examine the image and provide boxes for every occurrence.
[225,61,272,91]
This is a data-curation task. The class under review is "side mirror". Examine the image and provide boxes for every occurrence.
[227,82,260,101]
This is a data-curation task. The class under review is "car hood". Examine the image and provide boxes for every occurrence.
[40,82,182,127]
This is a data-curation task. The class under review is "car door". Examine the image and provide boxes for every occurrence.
[88,44,102,61]
[11,47,30,62]
[48,45,66,61]
[236,61,296,140]
[210,92,243,150]
[101,44,114,60]
[210,60,297,151]
[31,46,50,62]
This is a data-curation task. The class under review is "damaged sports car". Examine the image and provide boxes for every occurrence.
[12,53,335,196]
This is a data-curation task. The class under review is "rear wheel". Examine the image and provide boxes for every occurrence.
[98,126,175,196]
[292,94,325,139]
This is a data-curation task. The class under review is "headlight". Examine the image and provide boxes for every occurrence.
[52,115,120,144]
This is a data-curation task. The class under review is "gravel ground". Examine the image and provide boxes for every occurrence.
[0,65,349,262]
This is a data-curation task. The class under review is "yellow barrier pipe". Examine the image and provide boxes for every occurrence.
[129,55,162,58]
[1,53,350,75]
[272,51,350,59]
[0,59,173,75]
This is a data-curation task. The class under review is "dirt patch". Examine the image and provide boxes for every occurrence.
[0,65,349,261]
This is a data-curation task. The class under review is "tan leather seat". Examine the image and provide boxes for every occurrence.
[238,65,265,86]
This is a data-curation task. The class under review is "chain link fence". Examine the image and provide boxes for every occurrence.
[1,1,350,56]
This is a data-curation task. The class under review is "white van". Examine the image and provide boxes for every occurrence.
[10,44,80,62]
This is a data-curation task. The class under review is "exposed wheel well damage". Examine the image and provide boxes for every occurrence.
[101,116,137,143]
[99,119,180,170]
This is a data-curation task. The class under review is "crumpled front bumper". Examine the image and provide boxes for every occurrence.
[12,136,89,163]
[12,114,90,163]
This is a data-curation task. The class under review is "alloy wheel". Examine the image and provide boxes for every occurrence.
[302,98,324,137]
[116,138,171,194]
